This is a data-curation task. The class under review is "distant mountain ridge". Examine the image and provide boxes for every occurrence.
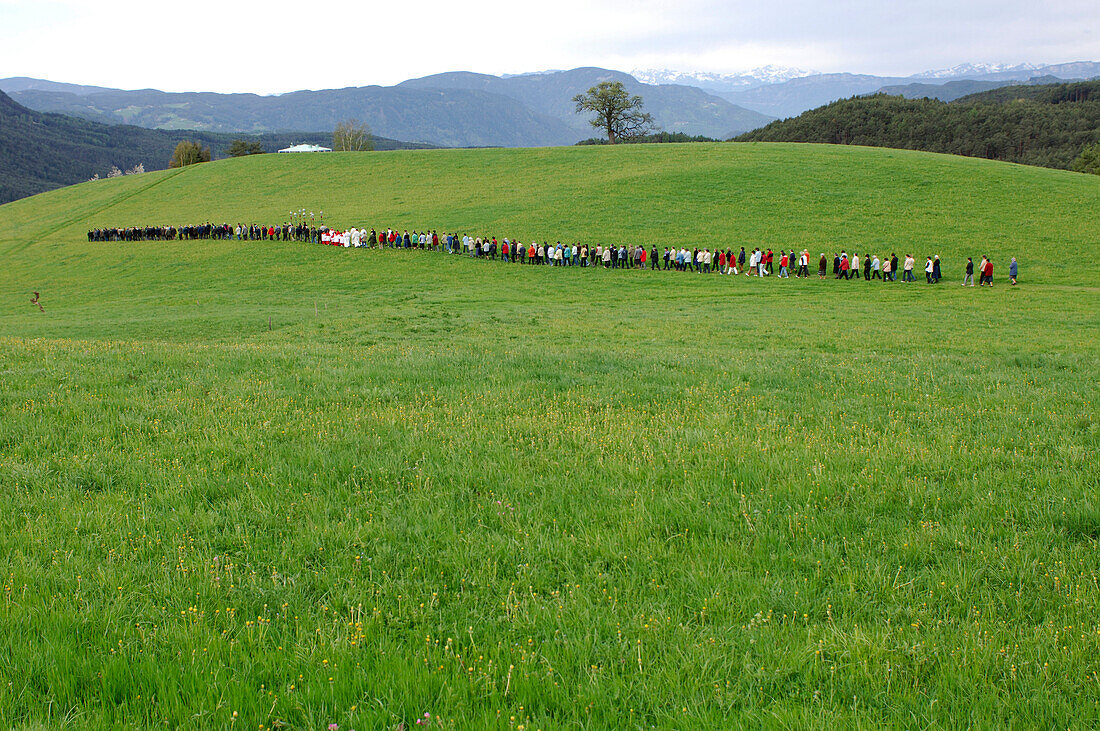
[0,69,774,148]
[4,61,1097,150]
[632,66,817,92]
[397,68,771,139]
[874,75,1080,102]
[640,61,1100,118]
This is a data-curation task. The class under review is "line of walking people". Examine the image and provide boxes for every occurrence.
[88,221,1019,285]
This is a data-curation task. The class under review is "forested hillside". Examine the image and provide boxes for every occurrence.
[736,81,1100,170]
[0,91,431,203]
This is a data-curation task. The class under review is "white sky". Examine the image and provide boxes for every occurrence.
[1,0,1097,93]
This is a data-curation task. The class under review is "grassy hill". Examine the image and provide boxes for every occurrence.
[1,144,1099,728]
[735,81,1100,170]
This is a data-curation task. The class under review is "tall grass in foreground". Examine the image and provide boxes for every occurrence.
[0,144,1098,727]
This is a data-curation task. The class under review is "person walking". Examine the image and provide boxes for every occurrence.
[932,255,941,283]
[1009,257,1018,285]
[903,255,915,282]
[925,256,934,283]
[963,257,974,286]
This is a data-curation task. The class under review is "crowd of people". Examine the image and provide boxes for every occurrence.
[87,222,1020,286]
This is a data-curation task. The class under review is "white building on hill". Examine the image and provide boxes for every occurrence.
[277,144,332,153]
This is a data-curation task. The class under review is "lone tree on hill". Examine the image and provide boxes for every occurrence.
[333,119,374,151]
[169,140,211,168]
[573,81,655,144]
[227,139,264,157]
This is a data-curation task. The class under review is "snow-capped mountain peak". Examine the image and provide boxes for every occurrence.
[913,62,1040,79]
[632,66,816,91]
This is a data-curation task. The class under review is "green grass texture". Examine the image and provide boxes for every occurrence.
[1,142,1098,728]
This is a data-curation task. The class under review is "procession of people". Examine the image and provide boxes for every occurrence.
[87,221,1019,286]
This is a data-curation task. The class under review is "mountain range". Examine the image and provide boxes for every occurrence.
[0,69,774,148]
[636,62,1100,118]
[6,62,1097,149]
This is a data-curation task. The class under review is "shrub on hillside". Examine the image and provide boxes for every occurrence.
[1072,143,1100,175]
[169,140,211,168]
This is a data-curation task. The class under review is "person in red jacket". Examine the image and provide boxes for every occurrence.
[981,257,994,286]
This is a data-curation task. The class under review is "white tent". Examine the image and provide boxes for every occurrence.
[277,144,332,153]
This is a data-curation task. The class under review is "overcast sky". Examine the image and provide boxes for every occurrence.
[1,0,1096,93]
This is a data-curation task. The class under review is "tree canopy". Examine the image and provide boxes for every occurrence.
[332,119,374,152]
[168,140,211,168]
[226,139,264,157]
[1072,143,1100,175]
[572,81,655,144]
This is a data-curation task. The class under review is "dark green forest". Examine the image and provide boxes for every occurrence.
[0,91,434,204]
[735,81,1100,171]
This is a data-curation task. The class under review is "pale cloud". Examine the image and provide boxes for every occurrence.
[0,0,1096,92]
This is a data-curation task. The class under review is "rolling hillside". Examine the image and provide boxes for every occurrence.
[735,81,1100,170]
[2,142,1097,284]
[1,144,1099,727]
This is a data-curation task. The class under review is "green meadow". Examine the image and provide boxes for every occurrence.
[0,143,1098,728]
